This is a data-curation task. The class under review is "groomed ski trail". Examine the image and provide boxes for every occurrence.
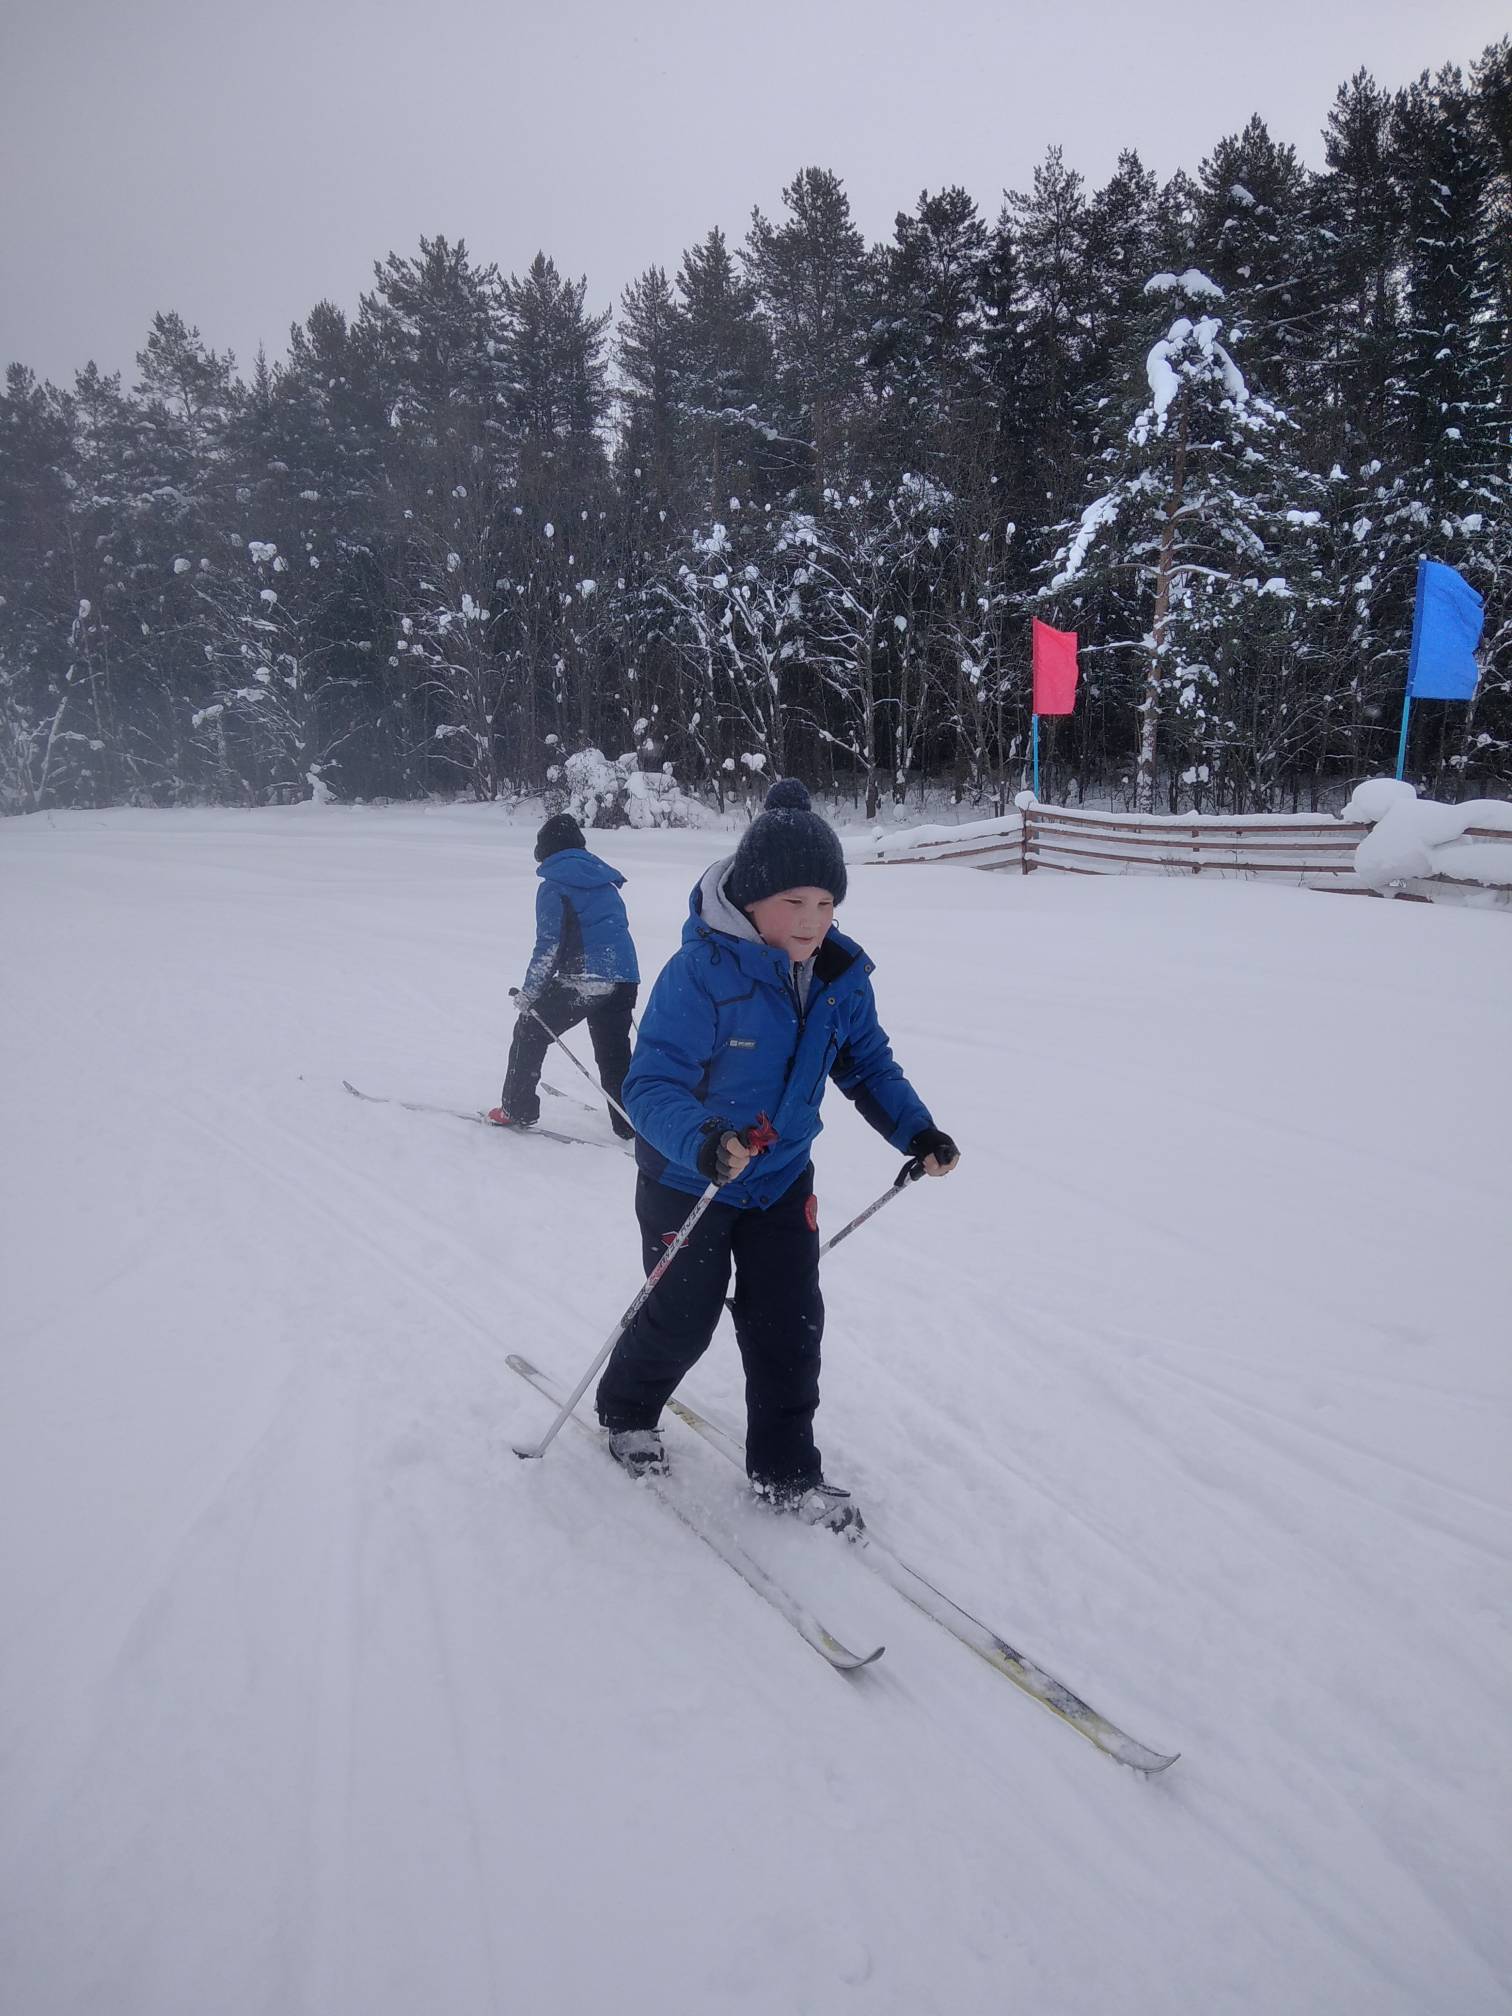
[4,805,1509,2016]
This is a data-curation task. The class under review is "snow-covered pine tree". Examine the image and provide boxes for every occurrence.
[1359,62,1509,793]
[1462,40,1512,787]
[1046,270,1328,813]
[251,302,398,798]
[0,364,88,811]
[1313,72,1402,472]
[102,314,241,800]
[1194,118,1322,415]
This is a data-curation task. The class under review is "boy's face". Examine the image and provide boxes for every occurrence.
[746,885,835,962]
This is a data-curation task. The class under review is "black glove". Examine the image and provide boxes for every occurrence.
[696,1123,743,1185]
[908,1127,960,1171]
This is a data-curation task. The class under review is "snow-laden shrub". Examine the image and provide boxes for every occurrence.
[623,766,713,830]
[554,748,712,830]
[1344,778,1512,894]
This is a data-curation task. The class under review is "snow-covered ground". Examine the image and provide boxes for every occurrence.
[3,803,1510,2016]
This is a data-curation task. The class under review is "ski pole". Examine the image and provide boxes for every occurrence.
[510,986,634,1132]
[721,1154,925,1315]
[822,1154,926,1259]
[512,1115,779,1461]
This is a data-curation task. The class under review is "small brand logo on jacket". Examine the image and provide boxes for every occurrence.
[727,1037,757,1050]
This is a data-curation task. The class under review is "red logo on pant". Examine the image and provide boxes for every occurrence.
[805,1194,819,1233]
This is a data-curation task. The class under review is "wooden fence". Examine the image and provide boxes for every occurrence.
[856,803,1512,897]
[1023,806,1365,881]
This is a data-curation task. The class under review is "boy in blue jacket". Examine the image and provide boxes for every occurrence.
[595,780,958,1529]
[489,813,639,1140]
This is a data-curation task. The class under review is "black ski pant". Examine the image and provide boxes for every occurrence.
[596,1165,824,1487]
[502,979,638,1137]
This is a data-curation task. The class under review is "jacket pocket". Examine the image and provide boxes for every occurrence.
[806,1033,838,1104]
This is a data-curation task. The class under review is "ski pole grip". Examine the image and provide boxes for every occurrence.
[896,1156,927,1187]
[741,1113,779,1157]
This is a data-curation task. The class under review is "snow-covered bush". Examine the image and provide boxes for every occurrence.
[1344,779,1512,895]
[623,766,713,830]
[553,748,712,830]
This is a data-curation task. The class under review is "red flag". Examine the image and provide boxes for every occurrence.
[1032,619,1079,716]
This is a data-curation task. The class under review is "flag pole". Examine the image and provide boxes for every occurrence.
[1032,713,1040,798]
[1396,557,1431,783]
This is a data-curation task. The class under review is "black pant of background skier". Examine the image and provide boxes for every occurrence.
[500,978,638,1138]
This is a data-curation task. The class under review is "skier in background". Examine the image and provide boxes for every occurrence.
[595,778,959,1528]
[488,813,639,1141]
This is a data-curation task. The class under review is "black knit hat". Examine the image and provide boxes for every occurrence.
[726,780,848,909]
[534,812,586,862]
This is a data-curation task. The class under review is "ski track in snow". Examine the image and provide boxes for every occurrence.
[2,804,1510,2015]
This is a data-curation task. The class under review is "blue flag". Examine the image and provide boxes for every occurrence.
[1407,558,1484,701]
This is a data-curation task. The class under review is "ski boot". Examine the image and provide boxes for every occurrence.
[754,1476,864,1537]
[607,1427,669,1480]
[485,1106,535,1129]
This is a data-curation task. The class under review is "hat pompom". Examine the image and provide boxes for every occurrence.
[763,778,811,813]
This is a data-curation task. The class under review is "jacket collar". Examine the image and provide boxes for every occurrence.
[684,861,869,992]
[538,848,624,890]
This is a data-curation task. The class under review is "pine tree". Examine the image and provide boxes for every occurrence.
[869,187,988,482]
[496,252,610,467]
[1362,63,1509,791]
[1007,148,1092,531]
[0,365,86,809]
[1314,72,1402,468]
[358,236,501,441]
[1083,153,1162,388]
[1047,271,1327,812]
[1464,40,1512,789]
[617,265,685,519]
[4,38,1506,817]
[672,228,773,517]
[745,168,870,496]
[1195,117,1322,412]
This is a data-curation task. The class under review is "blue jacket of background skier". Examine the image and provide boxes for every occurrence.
[521,849,639,1000]
[624,861,934,1209]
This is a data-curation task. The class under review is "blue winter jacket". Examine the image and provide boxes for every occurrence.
[521,849,639,1000]
[625,865,934,1208]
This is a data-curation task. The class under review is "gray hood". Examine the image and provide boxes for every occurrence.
[696,856,818,1011]
[697,856,763,943]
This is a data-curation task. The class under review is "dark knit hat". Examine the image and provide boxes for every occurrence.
[534,812,586,862]
[726,779,848,909]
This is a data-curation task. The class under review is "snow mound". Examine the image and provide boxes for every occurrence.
[1344,779,1512,894]
[555,747,713,830]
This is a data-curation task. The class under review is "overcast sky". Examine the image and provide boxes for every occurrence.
[3,0,1507,388]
